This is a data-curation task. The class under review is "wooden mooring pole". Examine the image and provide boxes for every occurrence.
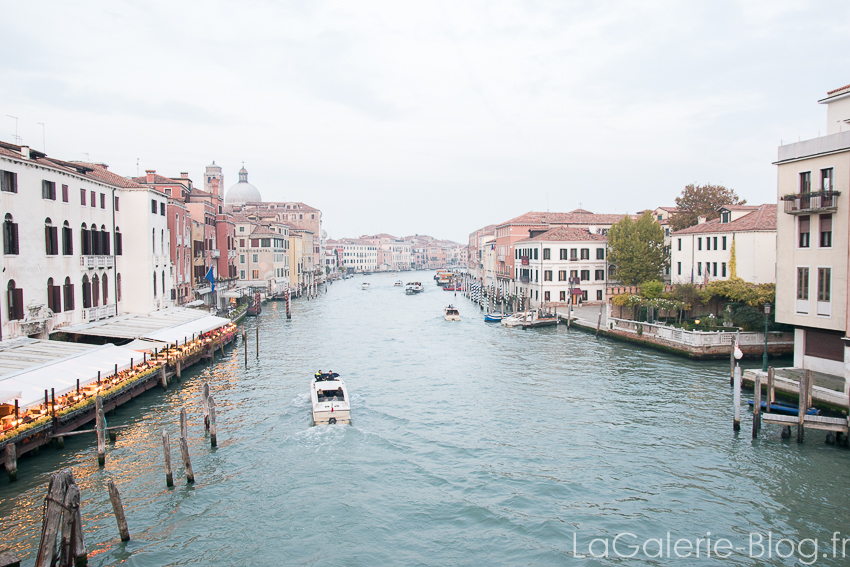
[202,384,210,430]
[95,396,106,466]
[596,302,604,336]
[798,369,814,443]
[176,359,182,379]
[160,365,167,390]
[59,480,82,567]
[256,327,259,357]
[4,444,17,481]
[35,470,69,567]
[180,407,188,440]
[209,396,217,448]
[179,437,195,483]
[752,369,762,438]
[732,363,741,431]
[162,431,174,487]
[107,480,130,542]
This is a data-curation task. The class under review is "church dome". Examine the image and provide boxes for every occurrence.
[225,166,262,205]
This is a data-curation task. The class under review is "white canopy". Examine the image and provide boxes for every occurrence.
[142,315,231,344]
[0,344,140,409]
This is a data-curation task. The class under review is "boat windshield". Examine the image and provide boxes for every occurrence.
[317,389,345,402]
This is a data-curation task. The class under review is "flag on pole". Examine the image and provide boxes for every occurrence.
[205,267,215,293]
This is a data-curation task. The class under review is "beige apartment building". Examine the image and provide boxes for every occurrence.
[775,83,850,385]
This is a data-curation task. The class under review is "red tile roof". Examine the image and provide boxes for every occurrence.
[827,83,850,95]
[673,204,776,235]
[497,210,633,228]
[132,173,180,185]
[515,226,607,243]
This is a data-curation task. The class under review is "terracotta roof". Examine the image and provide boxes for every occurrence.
[718,204,759,212]
[250,226,281,237]
[71,162,147,189]
[497,211,633,228]
[515,226,607,243]
[568,208,594,214]
[673,204,777,235]
[132,173,181,185]
[827,83,850,96]
[657,206,679,212]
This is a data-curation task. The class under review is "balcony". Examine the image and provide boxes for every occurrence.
[497,254,505,262]
[83,304,116,322]
[80,256,114,269]
[782,190,840,214]
[228,250,237,259]
[209,249,221,258]
[520,276,530,284]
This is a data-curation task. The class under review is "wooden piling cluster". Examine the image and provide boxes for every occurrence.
[34,469,87,567]
[743,366,850,443]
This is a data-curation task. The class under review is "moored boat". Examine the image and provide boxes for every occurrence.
[484,312,504,322]
[444,305,460,321]
[311,372,351,425]
[394,280,403,286]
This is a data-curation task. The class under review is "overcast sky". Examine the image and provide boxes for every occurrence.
[2,1,849,242]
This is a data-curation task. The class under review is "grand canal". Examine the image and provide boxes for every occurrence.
[1,272,849,565]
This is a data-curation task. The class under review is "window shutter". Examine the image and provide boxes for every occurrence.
[13,288,23,320]
[52,285,61,312]
[103,231,110,255]
[11,222,18,255]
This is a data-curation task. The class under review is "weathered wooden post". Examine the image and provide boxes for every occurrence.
[765,366,775,411]
[59,481,83,567]
[243,330,248,366]
[733,363,741,431]
[752,370,762,438]
[51,388,56,428]
[210,341,214,365]
[202,383,210,430]
[95,396,105,466]
[179,437,195,483]
[107,480,130,542]
[162,431,174,487]
[4,444,17,481]
[180,408,188,441]
[797,370,809,443]
[596,302,604,336]
[209,396,217,448]
[176,359,182,379]
[0,552,21,567]
[35,470,69,567]
[256,327,259,357]
[159,365,167,390]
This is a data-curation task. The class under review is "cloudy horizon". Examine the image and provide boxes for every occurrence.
[2,0,848,242]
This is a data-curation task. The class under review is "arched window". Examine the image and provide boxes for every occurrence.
[45,218,58,256]
[152,228,155,253]
[101,224,110,255]
[81,223,91,256]
[92,274,100,307]
[116,273,122,302]
[114,227,123,256]
[47,277,61,313]
[7,280,22,320]
[4,214,19,255]
[101,273,108,304]
[82,275,91,308]
[153,272,157,298]
[63,277,74,311]
[161,229,164,255]
[161,271,165,298]
[62,221,72,255]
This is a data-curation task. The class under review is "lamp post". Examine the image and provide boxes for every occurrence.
[762,302,772,372]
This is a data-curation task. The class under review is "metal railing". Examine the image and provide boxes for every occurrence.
[782,190,840,214]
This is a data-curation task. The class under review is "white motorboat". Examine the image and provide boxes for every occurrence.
[405,282,424,294]
[444,305,460,321]
[362,282,371,290]
[310,373,351,425]
[501,312,530,327]
[394,280,403,286]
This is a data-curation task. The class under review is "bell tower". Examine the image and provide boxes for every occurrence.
[204,161,224,197]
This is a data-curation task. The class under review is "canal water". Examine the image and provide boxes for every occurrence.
[1,272,849,566]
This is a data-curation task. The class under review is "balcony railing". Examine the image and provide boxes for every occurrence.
[80,256,114,269]
[209,249,221,258]
[520,276,530,284]
[782,190,840,214]
[83,304,116,322]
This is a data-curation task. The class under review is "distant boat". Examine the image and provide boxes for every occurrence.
[361,282,371,290]
[405,282,423,295]
[442,285,464,291]
[444,305,460,321]
[394,280,403,286]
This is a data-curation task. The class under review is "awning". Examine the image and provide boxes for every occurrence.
[195,287,212,295]
[0,344,141,409]
[122,339,170,353]
[571,289,584,296]
[0,390,21,404]
[219,291,243,299]
[142,315,232,344]
[185,300,206,307]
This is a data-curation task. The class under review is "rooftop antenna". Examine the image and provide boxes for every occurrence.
[37,122,45,152]
[136,158,140,176]
[83,152,90,162]
[6,115,20,144]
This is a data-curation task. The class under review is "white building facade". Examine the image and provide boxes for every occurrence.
[670,204,777,285]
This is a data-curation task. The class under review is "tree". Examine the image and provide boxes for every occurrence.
[670,184,746,231]
[607,212,669,286]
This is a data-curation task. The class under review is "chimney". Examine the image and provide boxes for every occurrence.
[19,146,30,159]
[697,216,707,224]
[180,172,188,178]
[145,169,155,184]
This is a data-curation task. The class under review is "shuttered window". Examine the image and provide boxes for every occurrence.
[805,328,843,361]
